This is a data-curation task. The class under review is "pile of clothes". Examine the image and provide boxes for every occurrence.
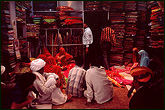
[147,1,164,48]
[32,15,42,24]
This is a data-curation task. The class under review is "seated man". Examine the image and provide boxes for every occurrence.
[30,58,72,105]
[84,58,114,105]
[66,56,86,97]
[2,72,36,109]
[129,66,164,109]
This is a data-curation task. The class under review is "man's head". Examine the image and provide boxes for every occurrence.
[74,56,83,67]
[17,72,36,91]
[130,66,154,89]
[30,58,46,72]
[59,47,66,55]
[83,23,88,28]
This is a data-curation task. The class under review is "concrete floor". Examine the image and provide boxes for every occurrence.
[52,86,131,109]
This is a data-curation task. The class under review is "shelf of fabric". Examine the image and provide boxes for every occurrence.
[1,1,16,70]
[147,1,164,49]
[125,1,136,11]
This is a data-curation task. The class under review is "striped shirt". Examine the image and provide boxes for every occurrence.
[100,27,116,45]
[66,66,86,97]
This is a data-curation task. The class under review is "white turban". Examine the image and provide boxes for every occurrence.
[30,58,46,72]
[1,65,6,75]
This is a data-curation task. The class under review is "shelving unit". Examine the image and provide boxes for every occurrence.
[1,1,16,71]
[32,1,84,58]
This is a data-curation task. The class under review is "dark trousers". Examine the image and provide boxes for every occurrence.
[84,45,93,70]
[101,42,111,70]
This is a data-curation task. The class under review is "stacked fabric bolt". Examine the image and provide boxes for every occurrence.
[110,12,125,24]
[43,16,56,24]
[110,1,124,11]
[125,12,138,23]
[32,15,43,24]
[111,24,125,51]
[1,2,16,69]
[136,10,147,50]
[148,1,164,48]
[101,1,111,11]
[56,6,74,11]
[124,37,134,51]
[15,5,26,23]
[110,53,124,66]
[137,1,147,11]
[124,53,133,63]
[125,24,137,36]
[125,1,136,11]
[26,24,40,38]
[42,16,57,28]
[63,16,83,26]
[84,1,100,10]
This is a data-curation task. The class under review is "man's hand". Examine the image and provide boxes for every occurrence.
[10,102,19,109]
[56,79,61,88]
[27,95,34,103]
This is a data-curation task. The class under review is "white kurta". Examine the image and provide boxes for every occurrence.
[33,72,67,105]
[44,73,67,105]
[84,66,114,104]
[83,27,93,48]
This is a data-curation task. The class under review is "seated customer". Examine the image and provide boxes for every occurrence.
[84,58,114,105]
[138,50,150,67]
[44,56,65,91]
[129,66,164,109]
[1,65,16,109]
[66,56,86,97]
[30,58,71,105]
[3,72,36,109]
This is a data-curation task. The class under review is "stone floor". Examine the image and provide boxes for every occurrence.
[52,86,131,109]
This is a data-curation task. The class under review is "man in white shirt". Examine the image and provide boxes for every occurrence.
[30,58,72,105]
[82,23,93,70]
[84,58,114,105]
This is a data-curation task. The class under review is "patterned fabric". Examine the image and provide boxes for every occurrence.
[100,27,116,45]
[66,66,86,97]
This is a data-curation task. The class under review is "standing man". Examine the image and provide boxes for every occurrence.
[100,23,116,70]
[82,23,93,70]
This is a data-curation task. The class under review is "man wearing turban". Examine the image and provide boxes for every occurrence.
[30,58,72,105]
[129,66,164,109]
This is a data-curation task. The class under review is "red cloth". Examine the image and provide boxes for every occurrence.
[37,54,47,61]
[63,63,76,78]
[44,56,64,85]
[54,47,73,66]
[44,56,57,72]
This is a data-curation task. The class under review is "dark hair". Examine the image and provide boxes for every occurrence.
[74,56,83,67]
[135,72,153,86]
[17,72,36,90]
[90,57,101,67]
